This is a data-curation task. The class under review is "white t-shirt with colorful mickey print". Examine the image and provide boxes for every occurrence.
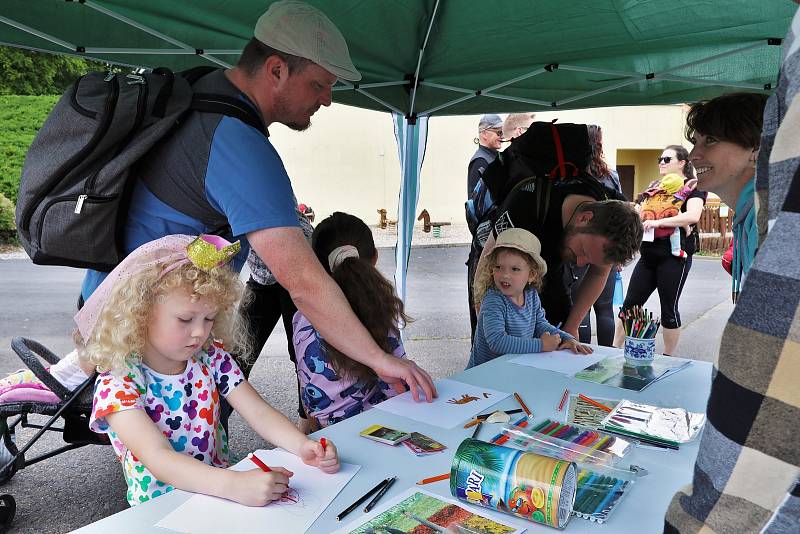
[90,341,244,505]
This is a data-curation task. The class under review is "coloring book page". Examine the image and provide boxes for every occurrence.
[507,344,613,377]
[331,487,527,534]
[155,449,360,534]
[374,378,509,429]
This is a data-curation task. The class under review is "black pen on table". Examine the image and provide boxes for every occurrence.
[336,477,390,521]
[364,476,397,513]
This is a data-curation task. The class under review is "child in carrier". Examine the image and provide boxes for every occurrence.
[467,228,591,369]
[293,212,409,429]
[80,234,339,507]
[637,173,698,258]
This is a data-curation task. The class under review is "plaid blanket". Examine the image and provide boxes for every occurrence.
[664,8,800,533]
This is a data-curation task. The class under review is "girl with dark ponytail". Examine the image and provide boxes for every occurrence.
[293,212,411,429]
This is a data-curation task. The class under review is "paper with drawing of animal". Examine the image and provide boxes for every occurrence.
[374,378,509,429]
[155,449,360,534]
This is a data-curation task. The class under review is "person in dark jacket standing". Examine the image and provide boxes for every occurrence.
[467,114,504,198]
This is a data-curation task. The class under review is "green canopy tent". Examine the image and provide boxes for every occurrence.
[1,0,795,298]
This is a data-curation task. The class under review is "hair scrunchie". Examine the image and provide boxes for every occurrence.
[328,245,359,271]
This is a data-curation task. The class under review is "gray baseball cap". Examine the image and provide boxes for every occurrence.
[253,0,362,81]
[478,114,504,131]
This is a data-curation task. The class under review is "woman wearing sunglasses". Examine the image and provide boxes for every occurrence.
[615,145,707,356]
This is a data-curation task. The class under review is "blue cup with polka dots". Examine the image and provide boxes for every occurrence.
[624,336,655,365]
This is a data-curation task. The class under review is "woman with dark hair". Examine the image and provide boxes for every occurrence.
[293,212,411,429]
[686,92,768,302]
[570,125,624,346]
[615,144,707,355]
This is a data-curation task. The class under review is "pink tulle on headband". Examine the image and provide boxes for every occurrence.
[74,234,240,343]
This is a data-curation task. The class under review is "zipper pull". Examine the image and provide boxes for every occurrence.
[104,72,115,82]
[126,74,145,85]
[75,195,87,214]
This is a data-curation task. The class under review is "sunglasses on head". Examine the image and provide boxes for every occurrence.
[657,156,674,164]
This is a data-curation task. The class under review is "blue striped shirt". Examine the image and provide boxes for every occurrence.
[467,287,572,368]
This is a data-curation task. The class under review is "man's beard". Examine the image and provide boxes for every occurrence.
[274,93,312,131]
[560,224,578,264]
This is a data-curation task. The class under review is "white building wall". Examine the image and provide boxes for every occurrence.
[269,104,690,226]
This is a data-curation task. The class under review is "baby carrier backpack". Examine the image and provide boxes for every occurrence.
[15,66,266,271]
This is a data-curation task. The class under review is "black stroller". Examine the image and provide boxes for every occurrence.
[0,337,106,530]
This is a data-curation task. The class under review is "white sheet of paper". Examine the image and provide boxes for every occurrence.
[374,378,510,428]
[642,226,655,241]
[508,344,617,376]
[155,449,360,534]
[331,486,527,534]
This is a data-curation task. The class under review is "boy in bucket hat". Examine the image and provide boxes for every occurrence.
[467,228,592,369]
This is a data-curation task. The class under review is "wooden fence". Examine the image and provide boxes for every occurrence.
[696,204,734,254]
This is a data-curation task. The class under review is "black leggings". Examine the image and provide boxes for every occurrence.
[236,278,306,418]
[623,239,692,329]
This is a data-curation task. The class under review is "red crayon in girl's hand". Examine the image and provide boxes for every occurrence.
[248,452,272,473]
[320,437,327,451]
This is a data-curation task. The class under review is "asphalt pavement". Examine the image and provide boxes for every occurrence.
[0,246,732,533]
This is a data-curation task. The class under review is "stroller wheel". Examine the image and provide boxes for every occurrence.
[0,494,15,533]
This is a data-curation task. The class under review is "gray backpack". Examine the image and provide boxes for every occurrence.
[15,67,266,271]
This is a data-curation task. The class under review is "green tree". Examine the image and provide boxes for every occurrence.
[0,46,112,95]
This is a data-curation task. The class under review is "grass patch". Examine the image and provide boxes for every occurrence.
[0,95,59,204]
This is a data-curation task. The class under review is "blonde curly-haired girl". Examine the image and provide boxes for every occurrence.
[80,235,339,507]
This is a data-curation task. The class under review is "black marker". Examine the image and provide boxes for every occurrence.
[336,477,390,521]
[364,476,396,513]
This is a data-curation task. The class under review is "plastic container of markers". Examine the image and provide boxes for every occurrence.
[571,463,639,524]
[496,419,635,467]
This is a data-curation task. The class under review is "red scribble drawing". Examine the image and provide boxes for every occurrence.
[271,487,320,516]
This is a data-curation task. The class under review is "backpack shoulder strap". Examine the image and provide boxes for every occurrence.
[190,93,267,136]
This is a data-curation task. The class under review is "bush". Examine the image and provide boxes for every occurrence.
[0,192,16,245]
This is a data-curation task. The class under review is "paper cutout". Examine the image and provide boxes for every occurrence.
[375,378,509,429]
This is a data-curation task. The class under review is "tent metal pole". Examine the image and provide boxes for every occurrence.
[557,64,642,78]
[419,81,474,94]
[659,41,766,75]
[0,15,75,51]
[82,0,193,51]
[419,93,476,116]
[482,93,553,107]
[0,40,142,69]
[419,67,549,116]
[656,73,766,90]
[336,81,404,115]
[332,80,408,92]
[81,0,229,67]
[84,48,202,54]
[482,67,548,94]
[408,0,442,116]
[555,77,646,107]
[357,89,405,115]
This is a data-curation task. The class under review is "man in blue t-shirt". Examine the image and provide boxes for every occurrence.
[80,1,436,403]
